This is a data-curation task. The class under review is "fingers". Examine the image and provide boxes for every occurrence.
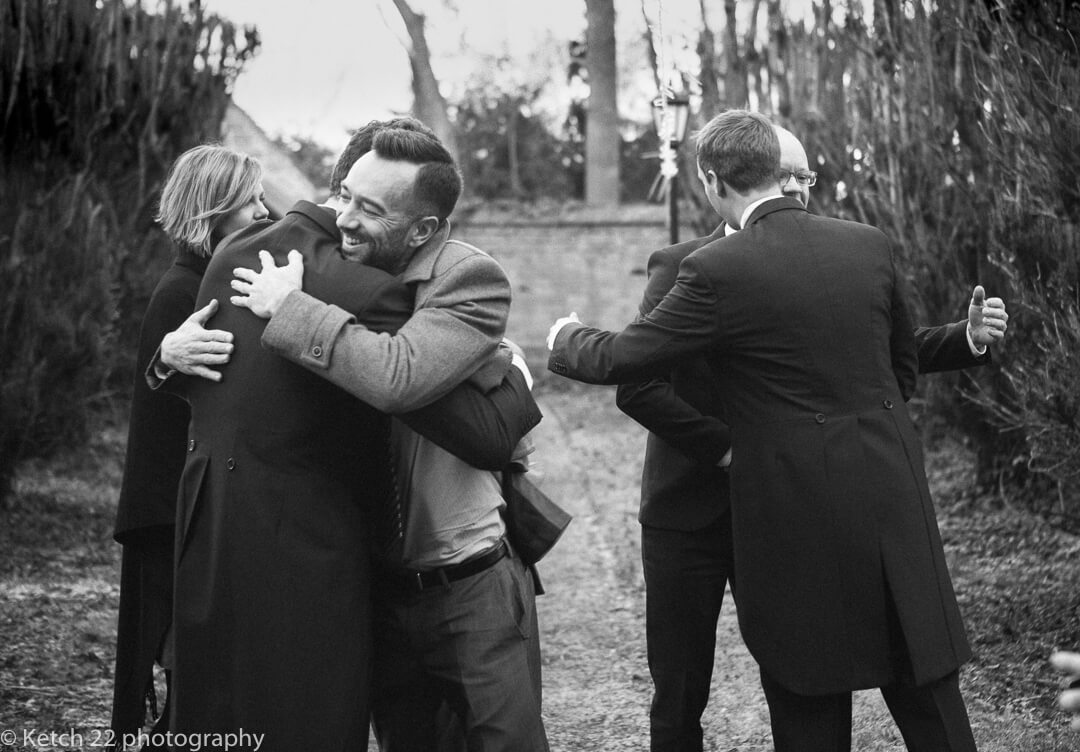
[186,341,233,357]
[190,298,219,325]
[259,249,275,270]
[970,285,985,307]
[287,249,303,265]
[233,266,258,283]
[230,278,253,295]
[189,365,224,383]
[231,294,251,310]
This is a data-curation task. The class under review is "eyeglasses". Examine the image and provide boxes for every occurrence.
[779,170,817,187]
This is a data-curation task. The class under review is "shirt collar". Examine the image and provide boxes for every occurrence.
[399,220,453,284]
[738,194,784,231]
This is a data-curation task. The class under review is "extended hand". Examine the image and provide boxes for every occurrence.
[231,249,304,319]
[160,299,234,382]
[1051,651,1080,730]
[967,285,1008,348]
[547,312,581,351]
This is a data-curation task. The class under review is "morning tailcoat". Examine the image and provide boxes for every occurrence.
[169,202,413,751]
[550,197,971,695]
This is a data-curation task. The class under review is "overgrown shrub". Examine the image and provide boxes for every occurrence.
[686,0,1080,523]
[0,0,258,502]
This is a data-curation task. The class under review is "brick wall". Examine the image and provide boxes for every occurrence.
[454,202,696,371]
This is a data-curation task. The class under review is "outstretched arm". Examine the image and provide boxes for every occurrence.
[915,286,1007,374]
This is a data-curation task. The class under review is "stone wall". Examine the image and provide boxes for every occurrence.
[454,202,696,372]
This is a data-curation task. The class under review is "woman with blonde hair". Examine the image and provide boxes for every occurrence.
[110,144,267,746]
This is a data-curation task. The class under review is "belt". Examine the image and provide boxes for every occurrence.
[381,540,509,593]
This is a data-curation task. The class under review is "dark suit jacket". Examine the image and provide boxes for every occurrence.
[168,202,538,750]
[550,197,971,695]
[615,225,731,532]
[616,223,987,535]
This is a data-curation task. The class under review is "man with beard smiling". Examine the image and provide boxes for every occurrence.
[230,124,549,752]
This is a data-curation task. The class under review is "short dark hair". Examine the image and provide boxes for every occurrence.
[695,110,780,194]
[328,116,438,195]
[371,127,462,222]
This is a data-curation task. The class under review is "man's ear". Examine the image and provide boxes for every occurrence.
[710,173,729,198]
[408,216,441,248]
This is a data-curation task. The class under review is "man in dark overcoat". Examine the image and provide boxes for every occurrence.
[615,124,1006,751]
[548,109,978,751]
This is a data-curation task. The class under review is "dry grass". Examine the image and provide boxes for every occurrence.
[0,388,1078,750]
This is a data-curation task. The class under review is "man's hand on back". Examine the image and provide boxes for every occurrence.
[160,299,234,382]
[231,249,305,319]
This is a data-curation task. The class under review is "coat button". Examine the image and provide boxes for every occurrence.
[188,439,196,451]
[226,457,236,471]
[883,399,894,409]
[815,413,826,424]
[312,345,323,358]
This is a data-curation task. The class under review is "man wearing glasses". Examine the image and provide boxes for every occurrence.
[614,123,1007,752]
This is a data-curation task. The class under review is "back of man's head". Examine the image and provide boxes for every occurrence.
[328,116,438,196]
[372,127,462,222]
[696,110,780,194]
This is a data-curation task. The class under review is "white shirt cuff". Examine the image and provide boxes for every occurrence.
[511,353,534,391]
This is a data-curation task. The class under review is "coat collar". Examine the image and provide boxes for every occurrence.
[743,196,806,229]
[286,200,341,238]
[400,221,454,284]
[175,245,211,275]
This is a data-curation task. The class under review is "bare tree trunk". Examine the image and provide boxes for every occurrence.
[723,0,748,107]
[391,0,458,161]
[697,0,721,118]
[641,0,661,92]
[585,0,620,206]
[507,101,524,197]
[767,0,791,117]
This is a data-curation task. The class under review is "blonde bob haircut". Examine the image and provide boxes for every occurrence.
[156,144,263,256]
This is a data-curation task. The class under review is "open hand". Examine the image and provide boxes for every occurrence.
[547,312,581,351]
[967,285,1008,348]
[231,250,304,319]
[160,299,234,382]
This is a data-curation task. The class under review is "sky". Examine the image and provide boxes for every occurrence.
[202,0,819,153]
[203,0,591,152]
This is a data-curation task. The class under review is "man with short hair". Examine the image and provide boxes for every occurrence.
[548,109,979,751]
[232,124,549,752]
[614,122,1006,751]
[156,119,539,752]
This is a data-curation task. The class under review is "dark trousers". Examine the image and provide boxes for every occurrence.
[641,516,735,752]
[759,667,978,752]
[371,548,549,752]
[110,528,174,745]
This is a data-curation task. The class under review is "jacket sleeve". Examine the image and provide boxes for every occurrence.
[549,255,723,385]
[615,247,730,465]
[397,366,542,470]
[888,251,920,401]
[914,320,989,374]
[262,252,510,413]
